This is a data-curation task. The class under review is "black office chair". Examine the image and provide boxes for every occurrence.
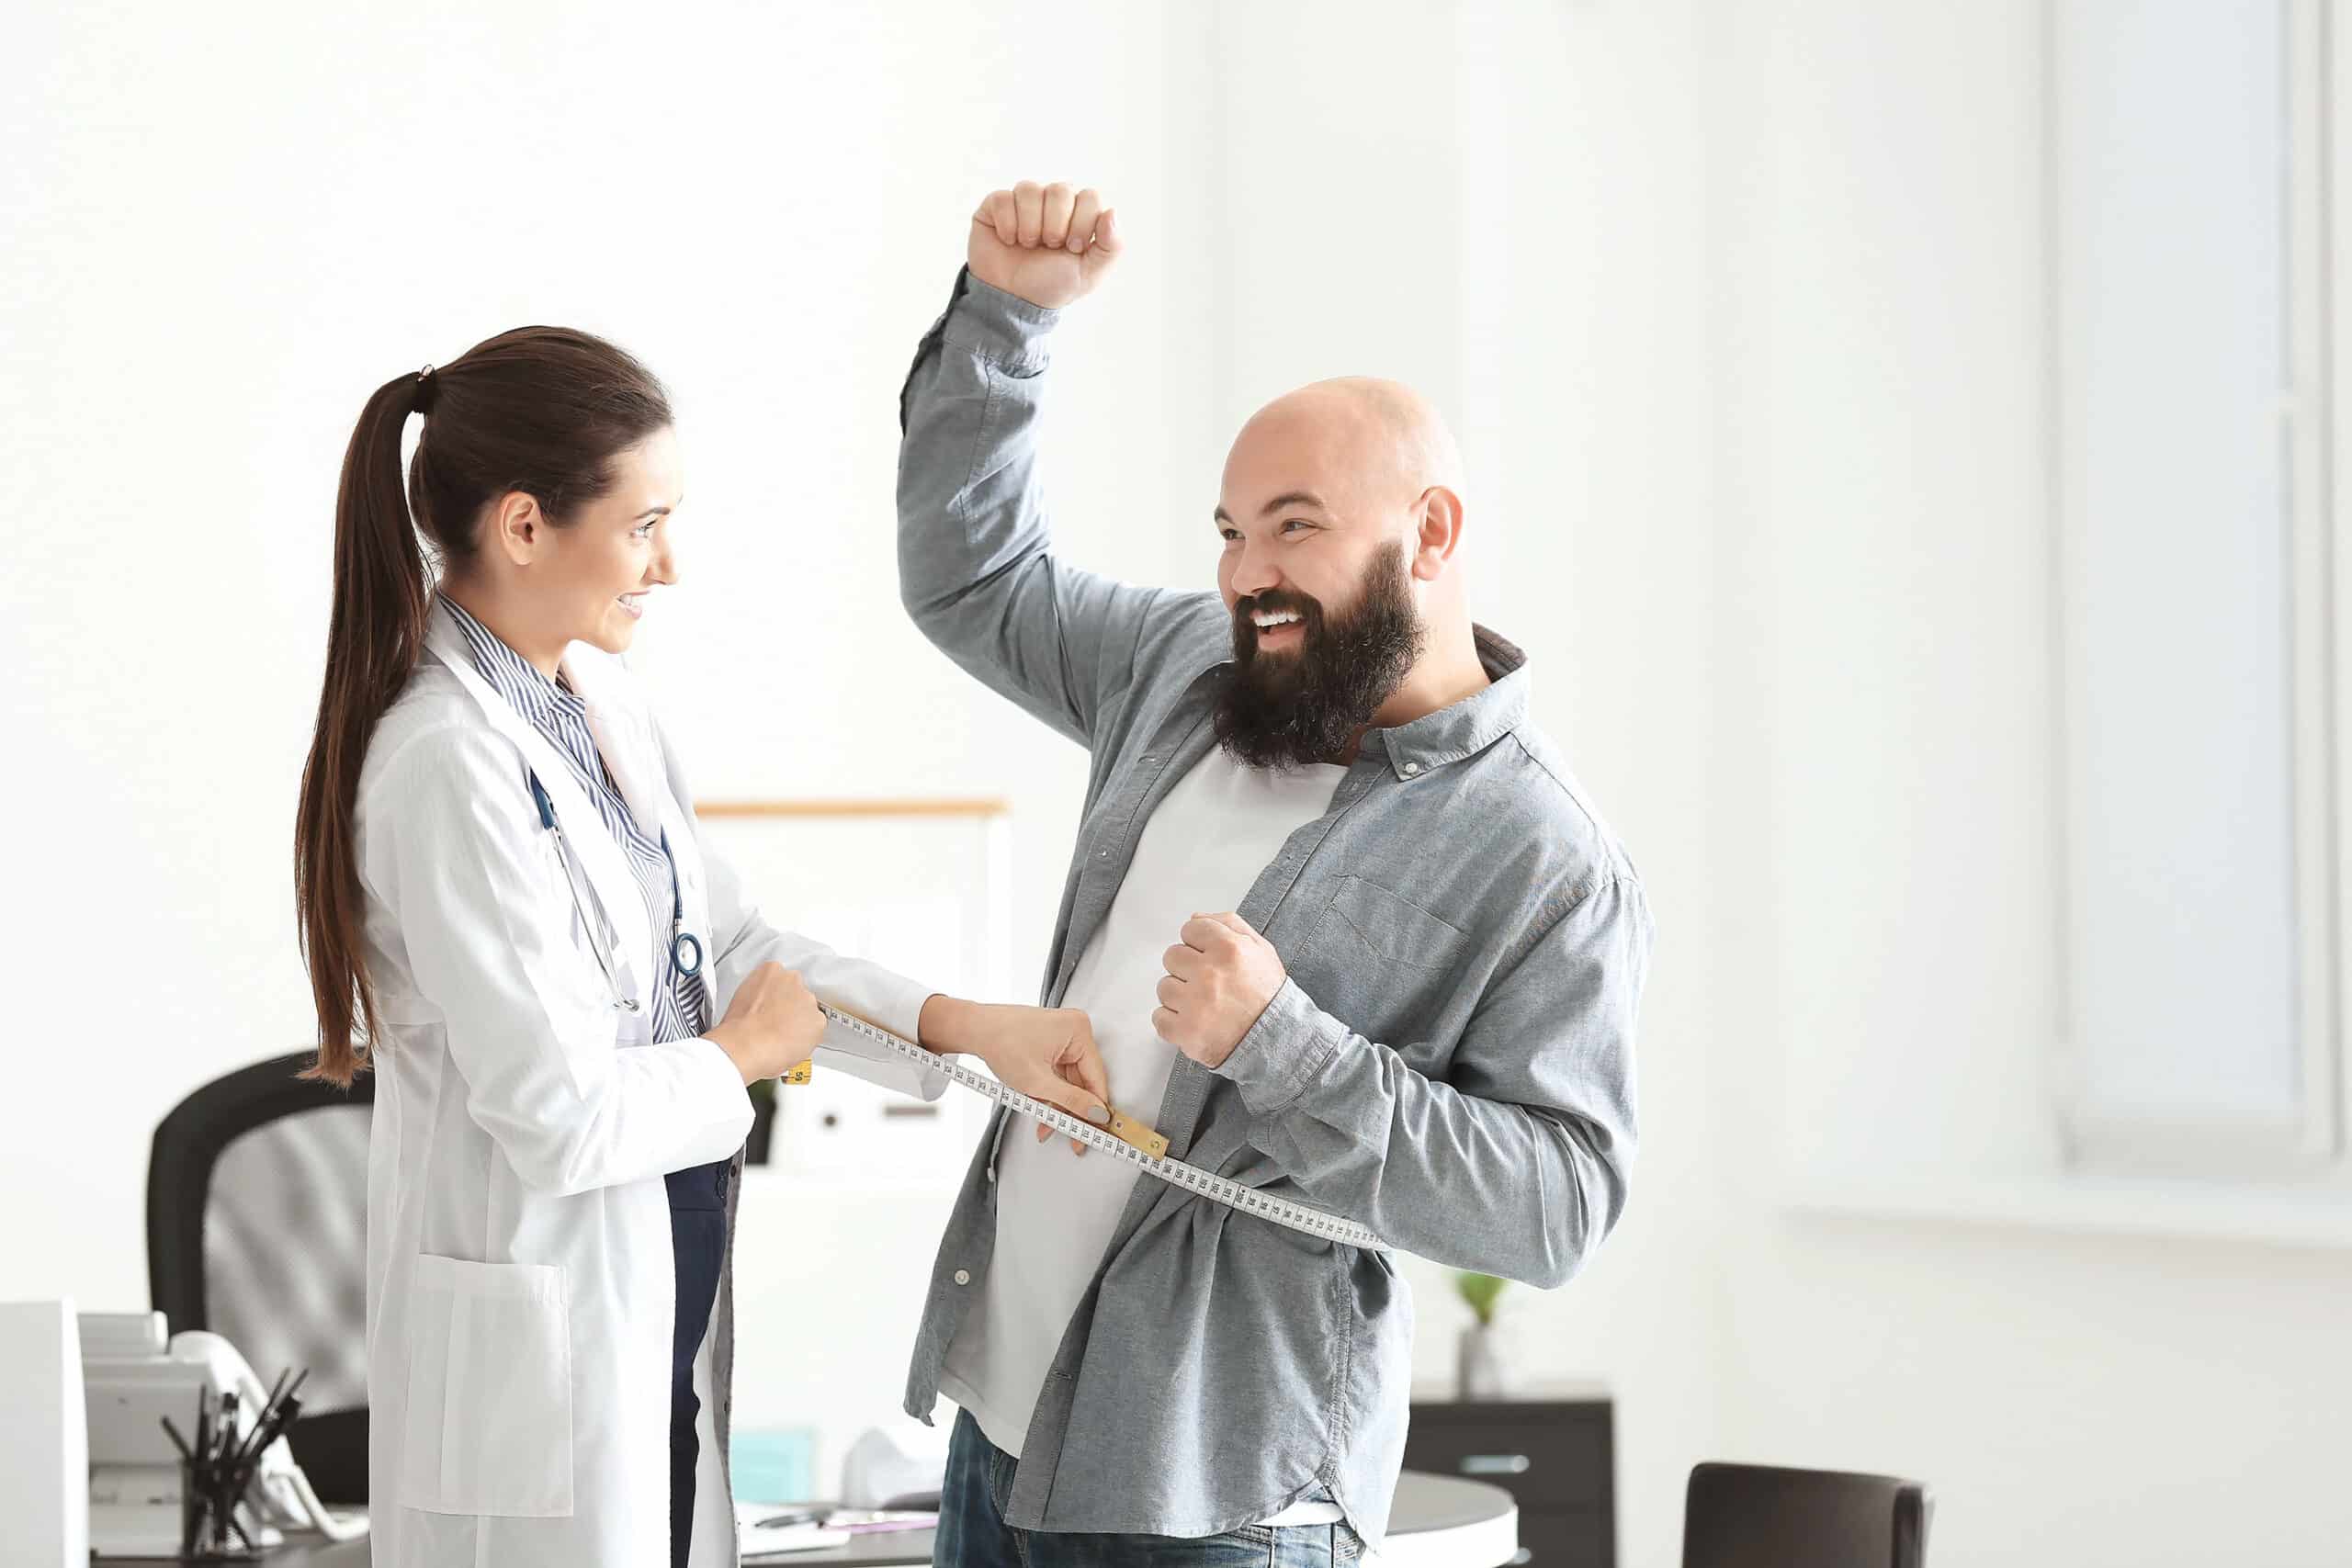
[1682,1461,1932,1568]
[148,1052,373,1505]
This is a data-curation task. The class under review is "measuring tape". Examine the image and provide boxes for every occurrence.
[787,1004,1388,1251]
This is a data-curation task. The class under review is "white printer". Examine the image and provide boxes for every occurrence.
[79,1311,366,1558]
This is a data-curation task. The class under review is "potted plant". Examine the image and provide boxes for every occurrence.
[1453,1271,1509,1399]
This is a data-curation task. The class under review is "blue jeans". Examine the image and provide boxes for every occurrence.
[936,1409,1365,1567]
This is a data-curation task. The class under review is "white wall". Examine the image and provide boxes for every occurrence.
[0,0,1210,1482]
[1703,3,2352,1563]
[6,2,2339,1564]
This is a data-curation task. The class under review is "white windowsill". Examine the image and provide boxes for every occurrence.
[1785,1172,2352,1251]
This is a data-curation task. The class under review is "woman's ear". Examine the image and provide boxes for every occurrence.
[1411,485,1464,581]
[487,490,547,568]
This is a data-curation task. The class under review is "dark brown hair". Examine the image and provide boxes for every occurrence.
[295,327,672,1084]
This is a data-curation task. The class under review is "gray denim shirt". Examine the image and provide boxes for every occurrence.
[893,271,1649,1548]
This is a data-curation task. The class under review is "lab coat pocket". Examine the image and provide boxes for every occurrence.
[399,1254,575,1517]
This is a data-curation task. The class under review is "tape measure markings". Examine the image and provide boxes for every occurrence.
[798,1004,1388,1251]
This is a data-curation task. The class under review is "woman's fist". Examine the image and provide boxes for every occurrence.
[707,963,826,1084]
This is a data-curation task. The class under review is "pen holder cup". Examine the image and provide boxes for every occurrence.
[176,1459,261,1562]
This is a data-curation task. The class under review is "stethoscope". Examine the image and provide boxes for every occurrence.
[528,770,704,1013]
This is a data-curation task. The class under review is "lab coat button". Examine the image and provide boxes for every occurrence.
[954,1269,972,1286]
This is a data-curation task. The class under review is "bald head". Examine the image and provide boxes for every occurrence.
[1229,377,1465,517]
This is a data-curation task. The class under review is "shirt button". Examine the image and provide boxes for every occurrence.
[1100,849,1110,859]
[1403,761,1422,777]
[954,1269,972,1286]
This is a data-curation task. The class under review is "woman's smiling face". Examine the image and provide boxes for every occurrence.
[533,425,684,657]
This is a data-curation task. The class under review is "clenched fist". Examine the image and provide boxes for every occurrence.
[968,180,1123,310]
[707,963,827,1085]
[1153,913,1288,1070]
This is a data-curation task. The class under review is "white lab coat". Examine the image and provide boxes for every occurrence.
[354,604,943,1568]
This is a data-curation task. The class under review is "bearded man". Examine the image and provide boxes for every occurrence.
[891,180,1652,1568]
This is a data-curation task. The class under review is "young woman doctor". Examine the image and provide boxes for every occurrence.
[293,328,1113,1568]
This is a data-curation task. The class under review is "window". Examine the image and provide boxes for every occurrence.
[2052,0,2343,1177]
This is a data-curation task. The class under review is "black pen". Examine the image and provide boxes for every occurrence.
[184,1394,209,1560]
[251,1372,303,1454]
[230,1414,267,1473]
[235,1400,288,1472]
[159,1416,192,1462]
[234,1386,277,1468]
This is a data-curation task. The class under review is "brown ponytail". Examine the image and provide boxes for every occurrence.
[296,329,672,1084]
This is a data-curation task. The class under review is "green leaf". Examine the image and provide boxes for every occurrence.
[1453,1270,1508,1326]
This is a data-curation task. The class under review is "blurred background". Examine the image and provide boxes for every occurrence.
[3,2,2346,1563]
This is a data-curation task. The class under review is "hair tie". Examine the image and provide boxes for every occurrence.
[414,363,439,416]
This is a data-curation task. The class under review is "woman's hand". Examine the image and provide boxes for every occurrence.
[707,963,827,1086]
[921,997,1112,1156]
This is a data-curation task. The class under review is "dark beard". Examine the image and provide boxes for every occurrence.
[1212,539,1427,770]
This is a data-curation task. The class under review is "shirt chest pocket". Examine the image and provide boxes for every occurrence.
[1288,875,1474,1047]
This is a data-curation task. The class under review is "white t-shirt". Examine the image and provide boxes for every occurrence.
[938,748,1348,1526]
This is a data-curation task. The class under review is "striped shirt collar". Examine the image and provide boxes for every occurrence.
[437,594,589,728]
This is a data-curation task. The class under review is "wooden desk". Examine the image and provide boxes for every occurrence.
[104,1472,1518,1567]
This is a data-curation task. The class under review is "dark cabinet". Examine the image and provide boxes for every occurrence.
[1405,1397,1615,1567]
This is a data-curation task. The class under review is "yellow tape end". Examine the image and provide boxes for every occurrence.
[783,1060,814,1086]
[1108,1111,1168,1160]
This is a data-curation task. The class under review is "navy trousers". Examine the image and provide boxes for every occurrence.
[667,1158,731,1568]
